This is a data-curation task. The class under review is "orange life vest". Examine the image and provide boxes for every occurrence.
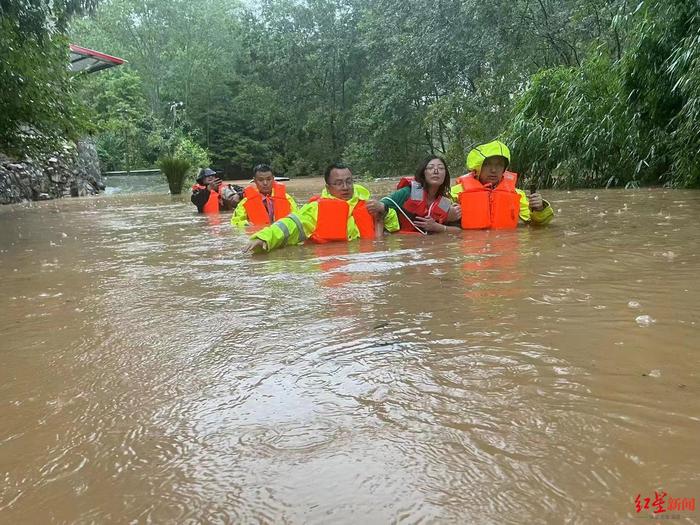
[192,183,222,214]
[242,182,291,225]
[395,178,451,232]
[458,171,520,229]
[307,195,376,242]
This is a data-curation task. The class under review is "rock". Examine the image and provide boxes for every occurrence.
[1,137,104,204]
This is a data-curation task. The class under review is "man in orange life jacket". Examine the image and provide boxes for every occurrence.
[450,140,554,228]
[231,164,298,227]
[190,167,243,214]
[243,163,400,253]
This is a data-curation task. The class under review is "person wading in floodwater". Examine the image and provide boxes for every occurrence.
[243,162,400,253]
[366,156,462,235]
[451,140,554,229]
[190,167,243,214]
[231,164,298,227]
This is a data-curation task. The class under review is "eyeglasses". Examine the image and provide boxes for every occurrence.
[426,165,446,172]
[328,178,354,188]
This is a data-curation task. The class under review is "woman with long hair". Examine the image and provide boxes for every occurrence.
[366,156,461,234]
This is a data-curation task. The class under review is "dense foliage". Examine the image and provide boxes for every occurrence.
[0,0,98,155]
[507,0,700,188]
[3,0,699,187]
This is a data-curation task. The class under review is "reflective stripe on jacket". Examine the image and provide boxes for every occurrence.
[249,184,400,252]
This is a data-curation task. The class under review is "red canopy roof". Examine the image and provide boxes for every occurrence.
[69,44,126,74]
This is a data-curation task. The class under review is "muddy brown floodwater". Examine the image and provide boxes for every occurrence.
[1,178,699,524]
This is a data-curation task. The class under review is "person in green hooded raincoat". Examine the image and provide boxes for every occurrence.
[451,140,554,227]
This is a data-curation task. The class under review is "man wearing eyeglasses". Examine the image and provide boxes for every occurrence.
[231,164,298,226]
[243,163,399,253]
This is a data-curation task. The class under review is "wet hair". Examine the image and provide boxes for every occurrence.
[253,163,273,177]
[414,156,451,196]
[324,162,350,184]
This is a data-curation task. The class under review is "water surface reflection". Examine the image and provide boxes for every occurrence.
[1,186,699,523]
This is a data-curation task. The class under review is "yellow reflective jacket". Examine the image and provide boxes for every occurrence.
[250,184,400,252]
[450,183,554,226]
[230,187,298,227]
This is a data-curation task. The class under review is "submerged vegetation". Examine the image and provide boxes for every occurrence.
[159,156,191,195]
[2,0,699,187]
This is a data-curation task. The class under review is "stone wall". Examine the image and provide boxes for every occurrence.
[0,139,105,204]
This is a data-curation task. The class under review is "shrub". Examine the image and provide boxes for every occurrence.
[159,156,191,195]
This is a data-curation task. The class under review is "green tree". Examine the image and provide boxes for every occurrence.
[1,0,100,156]
[67,0,700,187]
[508,0,700,188]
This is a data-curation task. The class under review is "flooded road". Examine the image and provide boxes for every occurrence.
[1,180,699,523]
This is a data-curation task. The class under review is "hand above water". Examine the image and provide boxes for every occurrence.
[365,199,386,216]
[446,203,462,222]
[414,216,446,233]
[528,192,545,211]
[243,239,267,253]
